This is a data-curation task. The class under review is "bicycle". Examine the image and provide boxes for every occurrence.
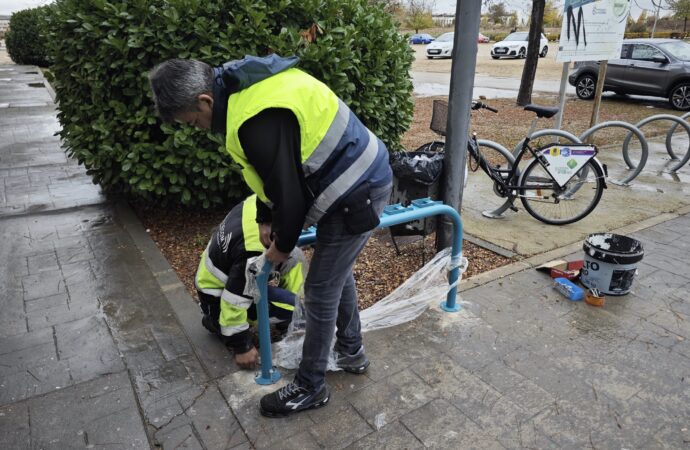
[421,99,608,225]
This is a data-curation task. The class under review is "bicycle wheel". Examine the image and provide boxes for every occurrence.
[518,159,604,225]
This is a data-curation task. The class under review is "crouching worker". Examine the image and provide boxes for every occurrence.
[195,194,305,370]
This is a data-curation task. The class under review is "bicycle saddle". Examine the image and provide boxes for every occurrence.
[524,104,559,119]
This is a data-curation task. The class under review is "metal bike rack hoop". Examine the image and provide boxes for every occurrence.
[665,111,690,159]
[579,121,648,185]
[475,139,517,219]
[623,114,690,173]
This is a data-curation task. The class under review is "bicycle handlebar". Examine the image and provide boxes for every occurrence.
[472,101,498,113]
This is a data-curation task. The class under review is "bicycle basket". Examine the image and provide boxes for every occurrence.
[430,99,448,136]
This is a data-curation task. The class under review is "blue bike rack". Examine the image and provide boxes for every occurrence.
[255,198,464,384]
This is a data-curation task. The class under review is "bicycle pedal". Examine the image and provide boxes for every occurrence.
[509,205,518,212]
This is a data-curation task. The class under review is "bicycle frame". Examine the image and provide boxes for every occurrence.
[468,117,551,194]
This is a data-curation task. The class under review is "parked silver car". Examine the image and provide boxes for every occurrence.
[569,38,690,110]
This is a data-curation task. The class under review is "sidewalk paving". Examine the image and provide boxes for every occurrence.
[1,60,688,449]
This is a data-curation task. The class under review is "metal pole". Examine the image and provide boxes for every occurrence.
[588,61,608,134]
[651,0,661,38]
[255,261,281,385]
[554,62,570,130]
[437,0,481,250]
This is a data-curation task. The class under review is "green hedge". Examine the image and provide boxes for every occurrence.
[5,6,52,66]
[623,31,686,39]
[45,0,414,207]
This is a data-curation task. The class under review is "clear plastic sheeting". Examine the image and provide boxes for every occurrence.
[273,248,468,370]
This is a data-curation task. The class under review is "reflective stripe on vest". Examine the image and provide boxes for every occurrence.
[305,128,380,225]
[221,289,252,309]
[219,291,249,335]
[225,68,379,224]
[220,321,249,336]
[202,244,227,284]
[270,300,295,312]
[302,99,350,176]
[195,247,226,293]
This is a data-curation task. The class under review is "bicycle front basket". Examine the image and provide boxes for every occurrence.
[430,99,448,136]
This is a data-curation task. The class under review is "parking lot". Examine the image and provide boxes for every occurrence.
[411,42,564,81]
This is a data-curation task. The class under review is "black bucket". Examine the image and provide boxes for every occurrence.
[581,233,644,296]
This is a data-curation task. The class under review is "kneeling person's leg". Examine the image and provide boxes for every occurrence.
[267,286,295,332]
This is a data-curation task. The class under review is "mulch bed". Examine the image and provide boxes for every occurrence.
[133,198,510,308]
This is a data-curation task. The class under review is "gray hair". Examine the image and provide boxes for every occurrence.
[148,59,214,122]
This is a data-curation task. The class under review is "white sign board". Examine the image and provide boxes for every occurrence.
[556,0,631,62]
[540,144,597,187]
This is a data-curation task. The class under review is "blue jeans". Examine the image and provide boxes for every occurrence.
[295,182,392,389]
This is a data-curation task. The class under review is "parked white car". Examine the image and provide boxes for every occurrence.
[425,32,454,59]
[491,32,549,59]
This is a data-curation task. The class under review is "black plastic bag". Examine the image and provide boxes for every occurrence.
[390,151,444,186]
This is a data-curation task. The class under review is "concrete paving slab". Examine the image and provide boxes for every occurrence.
[346,421,424,449]
[18,371,149,449]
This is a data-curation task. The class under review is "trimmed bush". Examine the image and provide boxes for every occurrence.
[5,6,52,66]
[544,33,560,42]
[45,0,414,207]
[624,32,651,39]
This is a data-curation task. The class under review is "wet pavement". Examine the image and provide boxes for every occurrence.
[462,129,690,257]
[412,71,576,98]
[1,59,689,449]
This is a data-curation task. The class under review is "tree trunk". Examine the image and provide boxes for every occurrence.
[517,0,546,106]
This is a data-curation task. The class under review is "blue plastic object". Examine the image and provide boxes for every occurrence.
[256,198,464,384]
[553,277,584,301]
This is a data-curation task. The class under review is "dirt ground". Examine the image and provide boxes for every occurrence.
[403,94,680,154]
[134,204,511,310]
[411,43,566,81]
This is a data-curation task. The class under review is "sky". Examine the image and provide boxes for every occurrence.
[440,0,672,20]
[1,0,50,16]
[0,0,675,19]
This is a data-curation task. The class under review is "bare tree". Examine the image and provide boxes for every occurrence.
[517,0,545,106]
[543,0,561,28]
[404,0,435,33]
[370,0,404,14]
[669,0,690,31]
[488,2,509,24]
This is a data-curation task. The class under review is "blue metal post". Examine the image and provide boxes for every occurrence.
[254,261,281,385]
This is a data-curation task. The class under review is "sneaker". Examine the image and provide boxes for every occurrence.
[335,345,370,374]
[260,382,330,418]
